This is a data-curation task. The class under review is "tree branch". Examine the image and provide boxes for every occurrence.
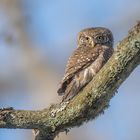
[0,22,140,140]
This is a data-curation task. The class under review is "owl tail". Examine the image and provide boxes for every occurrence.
[57,77,73,96]
[62,79,80,102]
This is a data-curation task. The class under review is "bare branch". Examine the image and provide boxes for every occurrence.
[0,22,140,140]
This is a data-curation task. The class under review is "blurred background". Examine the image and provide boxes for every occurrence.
[0,0,140,140]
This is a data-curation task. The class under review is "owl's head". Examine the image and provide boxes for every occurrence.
[78,27,114,47]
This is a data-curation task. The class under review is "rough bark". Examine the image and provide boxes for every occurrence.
[0,22,140,140]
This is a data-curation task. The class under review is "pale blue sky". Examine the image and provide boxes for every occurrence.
[0,0,140,140]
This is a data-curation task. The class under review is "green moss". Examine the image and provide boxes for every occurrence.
[0,23,140,140]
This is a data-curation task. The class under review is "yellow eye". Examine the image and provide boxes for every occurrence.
[80,36,89,43]
[85,37,89,41]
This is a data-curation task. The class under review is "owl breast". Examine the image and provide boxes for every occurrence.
[61,45,113,102]
[77,45,112,87]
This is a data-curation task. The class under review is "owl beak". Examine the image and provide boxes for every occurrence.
[91,39,95,47]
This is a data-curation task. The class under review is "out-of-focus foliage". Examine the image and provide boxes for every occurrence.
[0,0,140,140]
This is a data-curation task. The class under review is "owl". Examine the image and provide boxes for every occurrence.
[57,27,114,102]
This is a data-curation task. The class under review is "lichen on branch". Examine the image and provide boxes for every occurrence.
[0,22,140,140]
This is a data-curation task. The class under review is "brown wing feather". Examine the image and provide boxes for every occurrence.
[57,45,103,94]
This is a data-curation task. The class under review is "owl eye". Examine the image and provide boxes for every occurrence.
[85,37,89,40]
[96,35,108,43]
[97,36,103,41]
[80,36,89,43]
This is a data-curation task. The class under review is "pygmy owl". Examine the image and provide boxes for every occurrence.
[57,27,114,102]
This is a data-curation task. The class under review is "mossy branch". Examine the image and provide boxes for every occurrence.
[0,22,140,140]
